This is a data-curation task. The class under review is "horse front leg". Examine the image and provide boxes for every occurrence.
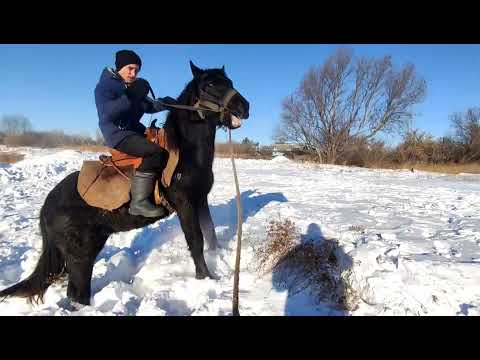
[176,198,214,279]
[198,196,218,251]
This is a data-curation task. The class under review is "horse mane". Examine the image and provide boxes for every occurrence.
[163,79,199,152]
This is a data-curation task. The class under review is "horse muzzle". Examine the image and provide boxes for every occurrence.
[228,94,249,129]
[232,92,249,120]
[230,113,243,129]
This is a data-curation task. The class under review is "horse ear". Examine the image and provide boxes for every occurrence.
[190,60,203,78]
[221,65,228,77]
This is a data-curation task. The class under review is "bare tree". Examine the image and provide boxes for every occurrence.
[451,107,480,161]
[0,114,32,135]
[276,49,427,163]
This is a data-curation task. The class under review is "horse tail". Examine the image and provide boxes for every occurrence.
[0,208,66,304]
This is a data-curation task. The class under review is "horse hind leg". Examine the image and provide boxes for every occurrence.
[60,227,109,306]
[65,259,96,306]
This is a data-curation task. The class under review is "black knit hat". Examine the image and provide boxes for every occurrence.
[115,50,142,71]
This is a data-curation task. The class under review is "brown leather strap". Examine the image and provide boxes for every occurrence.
[81,166,106,198]
[110,162,130,181]
[99,155,130,181]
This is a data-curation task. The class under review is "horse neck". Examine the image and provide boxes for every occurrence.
[164,87,217,168]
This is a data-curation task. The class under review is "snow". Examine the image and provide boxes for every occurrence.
[1,146,480,316]
[271,155,291,163]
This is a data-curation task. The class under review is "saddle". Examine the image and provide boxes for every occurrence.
[77,127,179,212]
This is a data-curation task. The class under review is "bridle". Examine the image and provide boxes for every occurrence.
[195,87,238,121]
[148,79,239,124]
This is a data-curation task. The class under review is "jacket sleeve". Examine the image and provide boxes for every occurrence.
[141,98,167,114]
[95,85,131,124]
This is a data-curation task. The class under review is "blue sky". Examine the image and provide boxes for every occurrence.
[1,44,479,145]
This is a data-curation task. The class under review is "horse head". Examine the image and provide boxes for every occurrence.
[187,60,250,130]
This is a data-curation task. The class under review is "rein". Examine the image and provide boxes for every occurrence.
[149,88,238,121]
[229,128,242,316]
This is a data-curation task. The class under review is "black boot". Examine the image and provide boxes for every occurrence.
[129,171,168,218]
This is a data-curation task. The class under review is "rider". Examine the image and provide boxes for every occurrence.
[94,49,177,218]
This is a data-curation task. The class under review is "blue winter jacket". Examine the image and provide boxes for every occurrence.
[94,67,163,148]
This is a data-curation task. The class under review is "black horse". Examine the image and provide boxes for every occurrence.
[0,61,250,306]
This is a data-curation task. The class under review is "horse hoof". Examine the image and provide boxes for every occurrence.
[71,301,87,311]
[195,272,219,280]
[195,273,208,280]
[208,273,220,281]
[60,298,89,311]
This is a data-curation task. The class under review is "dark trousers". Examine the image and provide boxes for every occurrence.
[115,134,168,173]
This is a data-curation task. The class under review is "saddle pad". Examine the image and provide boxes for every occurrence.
[77,161,134,211]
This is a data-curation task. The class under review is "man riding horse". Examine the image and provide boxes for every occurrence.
[0,57,250,307]
[95,50,176,218]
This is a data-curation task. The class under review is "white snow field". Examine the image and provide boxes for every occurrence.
[0,146,479,316]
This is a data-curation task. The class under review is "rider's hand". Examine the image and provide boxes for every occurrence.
[152,96,177,112]
[126,78,151,102]
[158,96,177,105]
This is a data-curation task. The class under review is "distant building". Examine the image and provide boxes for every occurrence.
[272,143,303,156]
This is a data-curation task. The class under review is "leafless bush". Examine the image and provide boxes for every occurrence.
[393,129,432,163]
[4,131,101,148]
[257,146,274,159]
[255,219,300,275]
[214,142,275,159]
[215,142,257,156]
[339,137,388,167]
[254,218,359,312]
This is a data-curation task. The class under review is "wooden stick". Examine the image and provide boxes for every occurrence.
[229,129,242,317]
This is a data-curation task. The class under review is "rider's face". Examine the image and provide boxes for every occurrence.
[117,64,140,83]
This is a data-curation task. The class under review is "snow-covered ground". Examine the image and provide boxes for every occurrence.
[1,146,479,316]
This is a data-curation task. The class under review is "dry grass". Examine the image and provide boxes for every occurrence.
[215,143,256,156]
[288,156,480,175]
[254,218,359,312]
[369,162,480,174]
[214,143,273,159]
[4,132,104,148]
[348,225,366,234]
[255,219,300,274]
[57,145,110,153]
[215,153,273,160]
[0,151,25,163]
